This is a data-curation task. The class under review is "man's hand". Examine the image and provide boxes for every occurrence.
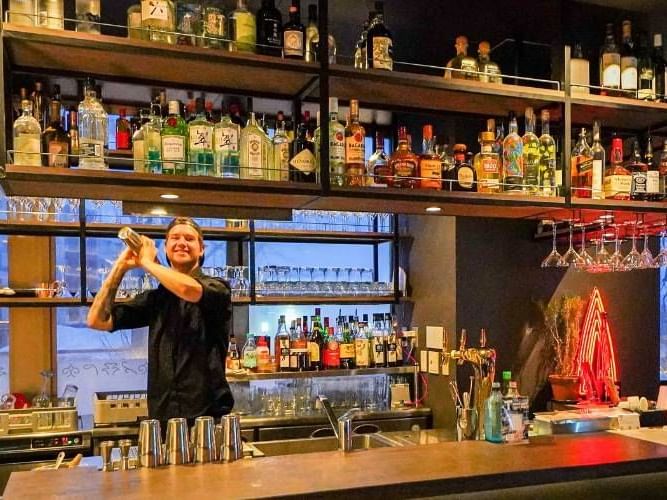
[115,247,141,273]
[138,236,159,268]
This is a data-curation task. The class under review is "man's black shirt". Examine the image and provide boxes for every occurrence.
[111,269,234,420]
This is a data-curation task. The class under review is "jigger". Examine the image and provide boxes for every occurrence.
[118,439,133,471]
[99,440,115,472]
[192,416,216,463]
[138,419,163,468]
[166,418,191,465]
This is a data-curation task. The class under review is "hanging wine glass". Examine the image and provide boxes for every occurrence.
[654,228,667,268]
[593,217,612,273]
[639,231,656,269]
[541,220,565,268]
[560,220,580,267]
[573,222,594,271]
[621,221,642,271]
[609,224,626,272]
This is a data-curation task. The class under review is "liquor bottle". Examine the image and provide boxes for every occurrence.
[201,2,226,49]
[290,318,309,371]
[144,103,163,174]
[653,34,667,101]
[371,314,386,368]
[538,110,557,197]
[494,120,505,159]
[308,309,324,371]
[13,99,41,167]
[131,109,149,172]
[214,113,241,179]
[339,319,356,369]
[323,321,340,370]
[366,1,393,70]
[78,78,108,170]
[242,335,257,372]
[31,81,47,131]
[420,125,442,190]
[502,113,523,193]
[354,314,370,369]
[388,126,418,189]
[115,108,131,151]
[226,333,241,371]
[637,32,655,100]
[590,121,605,200]
[522,107,540,194]
[283,0,305,60]
[570,43,590,95]
[445,35,478,80]
[176,4,198,46]
[75,0,101,34]
[620,20,638,97]
[354,13,373,70]
[451,144,476,192]
[474,130,500,193]
[344,99,366,186]
[256,336,272,373]
[240,112,269,180]
[305,4,318,63]
[256,0,282,56]
[604,136,631,200]
[368,131,390,187]
[438,144,455,191]
[274,315,291,372]
[289,123,316,183]
[68,108,80,160]
[42,99,69,167]
[484,382,504,443]
[385,313,397,367]
[327,97,346,187]
[188,98,214,176]
[141,0,176,45]
[646,136,660,201]
[271,117,290,182]
[600,23,621,94]
[570,128,593,198]
[659,140,667,199]
[160,100,187,175]
[477,41,502,83]
[628,139,648,200]
[9,0,36,26]
[230,0,256,53]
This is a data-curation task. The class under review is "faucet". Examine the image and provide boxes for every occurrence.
[316,395,363,452]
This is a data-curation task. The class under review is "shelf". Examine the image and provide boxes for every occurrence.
[254,295,396,305]
[0,297,82,307]
[2,24,319,99]
[571,197,667,215]
[227,365,417,381]
[253,228,393,243]
[328,65,565,116]
[570,94,667,132]
[0,220,81,236]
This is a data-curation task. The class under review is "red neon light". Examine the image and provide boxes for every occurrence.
[574,287,618,398]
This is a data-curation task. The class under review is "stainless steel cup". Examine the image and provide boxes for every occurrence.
[138,419,163,468]
[220,414,242,463]
[99,440,115,472]
[118,439,133,471]
[192,416,216,464]
[166,417,191,465]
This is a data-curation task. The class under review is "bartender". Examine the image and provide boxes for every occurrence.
[87,217,234,424]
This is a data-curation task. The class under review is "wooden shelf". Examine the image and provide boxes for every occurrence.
[0,297,82,307]
[571,197,667,214]
[327,65,565,116]
[254,295,396,305]
[2,23,319,99]
[571,93,667,132]
[227,365,416,381]
[253,228,393,243]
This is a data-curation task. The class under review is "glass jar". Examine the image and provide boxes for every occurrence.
[126,4,145,40]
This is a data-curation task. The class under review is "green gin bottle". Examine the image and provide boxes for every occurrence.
[187,98,214,176]
[214,113,240,178]
[161,100,187,175]
[240,112,269,180]
[144,103,163,174]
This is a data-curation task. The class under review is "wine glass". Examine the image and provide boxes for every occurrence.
[654,230,667,268]
[573,222,594,271]
[609,224,626,272]
[560,220,580,267]
[622,223,642,271]
[541,220,565,268]
[592,218,612,273]
[639,232,656,269]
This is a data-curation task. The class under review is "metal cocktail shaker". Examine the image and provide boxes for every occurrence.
[118,227,143,254]
[192,416,216,463]
[220,414,243,463]
[138,419,163,468]
[165,418,191,465]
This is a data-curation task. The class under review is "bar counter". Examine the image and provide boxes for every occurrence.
[5,432,667,499]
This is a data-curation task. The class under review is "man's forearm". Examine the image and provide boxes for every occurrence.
[86,264,126,330]
[141,260,203,303]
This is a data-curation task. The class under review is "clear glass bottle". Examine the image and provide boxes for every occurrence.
[354,15,372,70]
[445,35,478,80]
[144,102,163,174]
[9,0,36,26]
[368,131,390,187]
[344,99,366,187]
[628,139,648,200]
[141,0,176,44]
[366,1,393,70]
[620,20,638,97]
[590,120,605,200]
[256,0,281,56]
[13,99,42,167]
[570,43,590,95]
[289,123,317,183]
[389,126,419,189]
[240,112,269,180]
[604,136,631,200]
[420,125,442,190]
[570,128,592,198]
[201,1,226,49]
[474,130,500,193]
[477,41,501,83]
[502,113,523,193]
[325,97,346,187]
[242,335,258,372]
[537,110,556,197]
[484,382,504,443]
[637,32,655,100]
[271,118,290,182]
[214,112,241,179]
[37,0,64,30]
[42,100,69,168]
[161,100,187,175]
[187,98,214,176]
[230,0,256,53]
[522,107,540,194]
[75,0,101,34]
[600,23,621,93]
[132,108,149,172]
[77,78,108,170]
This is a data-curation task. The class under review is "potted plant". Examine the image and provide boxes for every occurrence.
[541,295,585,401]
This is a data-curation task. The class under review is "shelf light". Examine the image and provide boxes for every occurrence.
[160,193,179,200]
[425,206,442,213]
[150,208,168,216]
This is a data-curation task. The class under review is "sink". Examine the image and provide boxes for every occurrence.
[248,433,401,457]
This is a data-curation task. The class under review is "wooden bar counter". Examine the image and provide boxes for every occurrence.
[6,433,667,499]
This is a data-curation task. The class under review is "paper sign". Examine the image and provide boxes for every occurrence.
[428,351,440,374]
[426,326,444,350]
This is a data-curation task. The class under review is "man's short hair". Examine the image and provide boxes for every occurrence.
[165,217,205,266]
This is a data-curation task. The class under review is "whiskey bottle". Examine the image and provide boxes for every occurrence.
[176,8,198,47]
[419,125,442,190]
[637,33,655,100]
[452,144,476,192]
[240,112,269,180]
[628,139,648,200]
[354,13,373,70]
[653,34,666,101]
[445,36,478,80]
[305,4,318,63]
[42,99,69,168]
[214,113,241,179]
[570,43,590,95]
[570,128,593,198]
[369,131,390,187]
[502,113,523,193]
[603,136,631,200]
[275,315,291,372]
[590,121,605,200]
[282,0,305,59]
[78,78,108,170]
[289,123,316,183]
[366,1,393,70]
[659,140,667,199]
[522,107,540,194]
[161,100,187,175]
[344,99,366,186]
[255,0,282,56]
[339,319,356,369]
[116,108,131,151]
[188,98,214,176]
[620,20,638,97]
[226,333,241,371]
[308,309,324,371]
[141,0,176,45]
[389,126,418,189]
[230,0,256,53]
[538,110,557,197]
[354,314,370,369]
[646,135,660,200]
[13,99,41,167]
[9,0,36,26]
[272,117,290,182]
[75,0,101,34]
[323,326,340,370]
[371,314,386,368]
[67,108,80,160]
[327,97,346,187]
[31,81,47,131]
[600,23,621,93]
[474,130,500,193]
[477,41,502,83]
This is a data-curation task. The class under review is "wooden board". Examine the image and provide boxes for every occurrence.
[571,94,667,132]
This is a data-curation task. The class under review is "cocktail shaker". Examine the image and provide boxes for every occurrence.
[165,417,191,465]
[220,414,243,463]
[138,419,163,468]
[192,416,216,463]
[118,227,143,254]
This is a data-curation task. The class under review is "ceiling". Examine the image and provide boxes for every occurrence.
[575,0,666,12]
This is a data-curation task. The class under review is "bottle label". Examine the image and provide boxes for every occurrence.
[457,166,474,189]
[372,36,393,70]
[502,142,523,179]
[387,342,397,363]
[274,141,290,180]
[324,341,340,368]
[354,339,369,367]
[330,130,345,163]
[621,57,638,91]
[602,54,621,87]
[631,171,647,194]
[394,159,417,178]
[161,135,185,160]
[205,12,226,37]
[340,342,356,359]
[638,66,655,100]
[117,132,130,150]
[189,126,213,150]
[482,157,499,173]
[345,133,365,163]
[308,341,320,363]
[373,338,385,364]
[133,140,145,171]
[279,339,291,369]
[283,29,304,57]
[647,170,660,194]
[420,159,441,188]
[604,174,632,199]
[290,149,316,173]
[142,0,170,22]
[247,133,264,178]
[47,141,69,168]
[215,127,238,152]
[592,159,604,198]
[79,138,104,158]
[243,351,257,369]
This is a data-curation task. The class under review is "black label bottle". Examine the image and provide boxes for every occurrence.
[282,0,305,59]
[289,123,316,182]
[256,0,282,57]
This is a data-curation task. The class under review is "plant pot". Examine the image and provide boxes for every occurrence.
[548,374,581,401]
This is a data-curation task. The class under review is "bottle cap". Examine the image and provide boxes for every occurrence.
[329,97,338,113]
[479,131,495,142]
[486,118,495,132]
[478,40,490,54]
[168,100,180,115]
[453,143,467,153]
[655,33,663,47]
[492,382,501,389]
[502,370,512,381]
[422,124,434,140]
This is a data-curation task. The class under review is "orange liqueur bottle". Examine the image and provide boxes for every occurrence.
[389,126,418,188]
[419,125,442,189]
